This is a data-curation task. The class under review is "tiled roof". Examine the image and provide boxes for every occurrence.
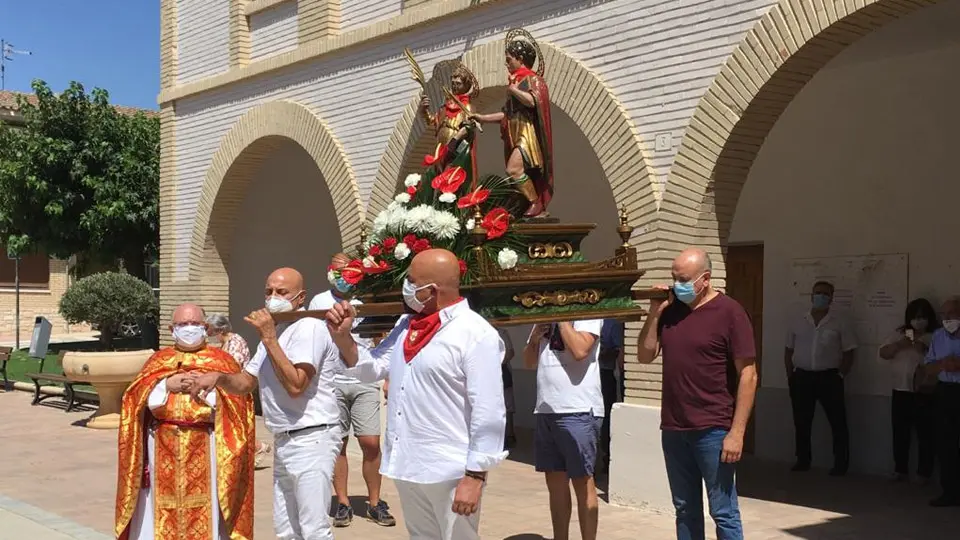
[0,90,157,118]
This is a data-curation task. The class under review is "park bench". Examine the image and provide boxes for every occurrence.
[0,346,10,389]
[25,350,98,412]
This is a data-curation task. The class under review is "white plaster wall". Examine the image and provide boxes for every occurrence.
[171,0,777,279]
[176,0,231,84]
[227,140,343,349]
[250,0,300,61]
[340,0,402,33]
[728,0,960,475]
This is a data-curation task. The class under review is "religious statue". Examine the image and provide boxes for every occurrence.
[472,28,554,219]
[419,60,480,177]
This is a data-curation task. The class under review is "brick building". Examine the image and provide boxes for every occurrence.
[158,0,959,508]
[0,91,155,338]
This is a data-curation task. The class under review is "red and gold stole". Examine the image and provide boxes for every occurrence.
[115,347,255,540]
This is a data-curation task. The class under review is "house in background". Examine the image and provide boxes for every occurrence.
[0,90,156,339]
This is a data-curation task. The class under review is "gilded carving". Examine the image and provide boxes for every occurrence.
[527,241,575,259]
[513,289,604,308]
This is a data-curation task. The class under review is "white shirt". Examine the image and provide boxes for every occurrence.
[786,310,858,371]
[529,319,604,416]
[881,330,932,391]
[343,299,508,483]
[309,290,367,384]
[245,314,342,433]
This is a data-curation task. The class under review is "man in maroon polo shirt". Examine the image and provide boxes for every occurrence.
[637,248,758,540]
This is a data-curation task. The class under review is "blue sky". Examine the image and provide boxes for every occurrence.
[1,0,159,110]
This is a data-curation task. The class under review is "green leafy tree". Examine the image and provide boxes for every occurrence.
[0,80,159,278]
[59,271,159,349]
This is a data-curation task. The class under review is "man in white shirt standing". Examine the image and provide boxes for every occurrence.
[310,253,395,527]
[190,267,343,540]
[325,248,507,540]
[523,319,603,540]
[785,280,858,476]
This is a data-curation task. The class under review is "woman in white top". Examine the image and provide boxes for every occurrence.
[878,298,938,482]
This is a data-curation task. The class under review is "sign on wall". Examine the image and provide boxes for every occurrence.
[789,254,909,397]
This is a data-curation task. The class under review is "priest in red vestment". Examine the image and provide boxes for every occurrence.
[325,249,507,540]
[115,303,255,540]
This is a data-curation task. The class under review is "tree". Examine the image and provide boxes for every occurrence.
[59,271,159,349]
[0,80,159,279]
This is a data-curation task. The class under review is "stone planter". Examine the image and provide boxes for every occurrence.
[62,349,154,429]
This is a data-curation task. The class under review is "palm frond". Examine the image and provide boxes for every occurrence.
[403,48,427,88]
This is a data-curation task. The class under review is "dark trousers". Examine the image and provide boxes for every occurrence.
[891,389,935,477]
[600,368,620,466]
[789,369,849,470]
[936,382,960,498]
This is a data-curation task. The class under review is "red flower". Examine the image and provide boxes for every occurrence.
[431,166,467,194]
[423,145,448,167]
[412,238,431,253]
[457,188,490,209]
[406,186,417,196]
[363,259,391,274]
[340,260,365,285]
[403,234,417,245]
[481,208,510,240]
[382,237,398,250]
[368,244,382,257]
[458,259,467,276]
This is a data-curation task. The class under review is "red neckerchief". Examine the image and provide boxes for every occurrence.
[508,67,535,84]
[402,298,464,363]
[443,94,471,119]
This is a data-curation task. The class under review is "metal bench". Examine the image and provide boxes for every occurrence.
[24,350,98,412]
[0,346,10,390]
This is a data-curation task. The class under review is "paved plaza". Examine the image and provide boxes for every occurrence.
[0,389,958,539]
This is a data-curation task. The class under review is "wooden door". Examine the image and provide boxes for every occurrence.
[724,244,764,454]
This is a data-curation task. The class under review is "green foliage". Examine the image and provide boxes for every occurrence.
[59,271,159,349]
[0,80,159,276]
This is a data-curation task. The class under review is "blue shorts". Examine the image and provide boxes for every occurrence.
[535,412,602,478]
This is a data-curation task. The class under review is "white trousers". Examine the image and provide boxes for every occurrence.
[395,479,481,540]
[273,426,343,540]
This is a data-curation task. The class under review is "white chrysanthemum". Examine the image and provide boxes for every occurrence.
[438,192,456,204]
[404,173,422,188]
[327,270,337,285]
[362,256,376,268]
[465,218,475,230]
[394,192,411,204]
[371,211,390,235]
[429,210,461,240]
[498,248,519,270]
[394,242,411,260]
[404,204,435,235]
[383,203,409,232]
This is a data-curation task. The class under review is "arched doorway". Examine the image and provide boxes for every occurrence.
[160,100,363,341]
[659,0,951,475]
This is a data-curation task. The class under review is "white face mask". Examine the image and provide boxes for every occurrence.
[265,295,294,314]
[172,324,206,348]
[910,318,928,332]
[944,319,960,334]
[402,278,434,313]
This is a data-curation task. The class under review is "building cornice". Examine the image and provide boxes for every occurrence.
[245,0,295,17]
[158,0,507,105]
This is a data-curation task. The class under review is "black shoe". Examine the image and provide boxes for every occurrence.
[829,465,848,477]
[791,462,810,472]
[331,503,353,527]
[929,495,960,507]
[367,500,397,527]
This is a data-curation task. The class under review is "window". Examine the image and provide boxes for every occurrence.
[0,250,50,289]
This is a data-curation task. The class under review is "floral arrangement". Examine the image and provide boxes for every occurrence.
[330,143,525,295]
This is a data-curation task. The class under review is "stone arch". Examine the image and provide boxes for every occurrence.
[658,0,941,287]
[367,40,657,247]
[186,100,363,312]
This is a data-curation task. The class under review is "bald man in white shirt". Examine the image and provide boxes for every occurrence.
[326,249,507,540]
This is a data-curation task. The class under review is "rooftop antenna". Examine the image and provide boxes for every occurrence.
[1,39,33,91]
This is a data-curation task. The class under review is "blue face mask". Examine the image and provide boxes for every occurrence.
[673,274,704,305]
[333,277,351,294]
[812,293,831,310]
